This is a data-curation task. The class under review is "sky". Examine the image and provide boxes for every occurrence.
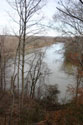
[0,0,58,36]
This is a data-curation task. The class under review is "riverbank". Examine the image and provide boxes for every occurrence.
[0,90,83,125]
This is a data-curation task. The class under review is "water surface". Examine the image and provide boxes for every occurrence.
[44,43,75,101]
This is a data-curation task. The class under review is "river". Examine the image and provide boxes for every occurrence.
[7,42,76,102]
[43,42,76,102]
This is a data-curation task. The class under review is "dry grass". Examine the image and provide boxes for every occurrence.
[0,35,55,53]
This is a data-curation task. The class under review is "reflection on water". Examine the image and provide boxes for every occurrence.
[44,43,76,101]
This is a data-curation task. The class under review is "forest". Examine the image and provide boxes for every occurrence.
[0,0,83,125]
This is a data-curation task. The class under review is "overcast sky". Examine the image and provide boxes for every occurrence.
[0,0,57,36]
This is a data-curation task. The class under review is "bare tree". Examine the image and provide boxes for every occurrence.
[25,49,50,99]
[0,34,12,91]
[7,0,46,106]
[54,0,83,104]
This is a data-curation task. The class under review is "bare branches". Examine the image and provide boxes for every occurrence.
[79,0,83,4]
[54,0,83,36]
[54,0,83,105]
[7,0,47,107]
[24,49,50,99]
[56,7,83,23]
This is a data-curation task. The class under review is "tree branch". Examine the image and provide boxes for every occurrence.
[57,7,83,23]
[79,0,83,4]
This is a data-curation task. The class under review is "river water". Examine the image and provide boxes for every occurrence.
[43,42,76,101]
[8,42,76,102]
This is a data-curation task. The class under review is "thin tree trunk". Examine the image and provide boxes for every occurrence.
[21,0,27,107]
